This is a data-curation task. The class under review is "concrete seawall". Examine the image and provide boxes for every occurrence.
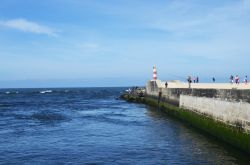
[147,80,250,131]
[122,80,250,154]
[180,95,250,131]
[147,80,250,103]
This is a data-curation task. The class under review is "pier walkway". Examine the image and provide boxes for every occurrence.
[155,80,250,90]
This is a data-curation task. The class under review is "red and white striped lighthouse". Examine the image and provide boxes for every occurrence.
[153,65,157,80]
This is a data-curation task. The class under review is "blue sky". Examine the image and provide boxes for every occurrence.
[0,0,250,87]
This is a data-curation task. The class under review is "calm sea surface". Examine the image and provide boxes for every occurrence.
[0,87,249,165]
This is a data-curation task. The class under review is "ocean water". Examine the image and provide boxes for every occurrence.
[0,87,249,165]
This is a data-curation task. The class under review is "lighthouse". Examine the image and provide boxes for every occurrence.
[153,65,157,80]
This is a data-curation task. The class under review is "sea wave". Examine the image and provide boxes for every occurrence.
[40,90,53,94]
[4,91,19,94]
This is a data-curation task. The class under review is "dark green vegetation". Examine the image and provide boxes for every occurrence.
[121,93,250,154]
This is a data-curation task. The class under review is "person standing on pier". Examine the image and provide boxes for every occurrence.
[235,75,240,84]
[187,76,192,88]
[212,77,215,83]
[196,76,199,83]
[165,81,168,88]
[230,75,234,84]
[193,76,196,83]
[244,76,248,85]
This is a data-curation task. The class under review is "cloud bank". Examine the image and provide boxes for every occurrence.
[0,18,57,36]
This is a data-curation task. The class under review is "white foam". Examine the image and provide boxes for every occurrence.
[40,90,52,94]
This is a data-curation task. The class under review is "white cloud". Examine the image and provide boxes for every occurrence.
[149,0,250,35]
[0,18,57,36]
[140,0,250,60]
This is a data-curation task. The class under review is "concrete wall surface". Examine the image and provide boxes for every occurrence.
[180,95,250,131]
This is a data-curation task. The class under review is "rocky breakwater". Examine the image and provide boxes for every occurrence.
[120,87,146,102]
